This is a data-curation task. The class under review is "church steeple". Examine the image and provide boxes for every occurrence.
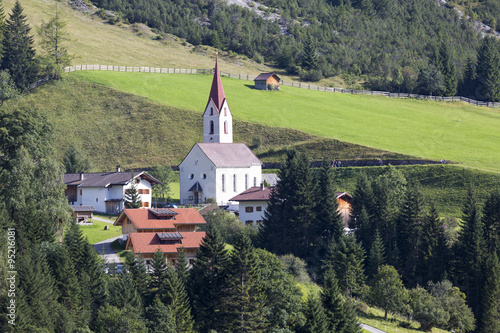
[208,55,226,112]
[203,55,233,143]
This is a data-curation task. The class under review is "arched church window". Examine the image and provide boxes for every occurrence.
[224,121,228,134]
[233,174,237,192]
[253,177,257,187]
[210,121,214,134]
[222,174,225,192]
[224,107,227,116]
[245,174,248,190]
[210,107,214,116]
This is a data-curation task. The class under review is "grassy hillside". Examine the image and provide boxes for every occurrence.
[70,70,500,172]
[1,77,405,170]
[2,0,276,75]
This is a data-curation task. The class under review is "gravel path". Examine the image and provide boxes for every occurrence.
[93,235,123,264]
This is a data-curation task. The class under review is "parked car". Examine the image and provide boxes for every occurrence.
[164,203,178,208]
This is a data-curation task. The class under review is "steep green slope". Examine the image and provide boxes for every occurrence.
[0,77,405,170]
[70,70,500,172]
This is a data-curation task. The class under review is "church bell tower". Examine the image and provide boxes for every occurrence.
[202,56,233,143]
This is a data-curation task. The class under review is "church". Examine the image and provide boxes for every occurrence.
[179,57,263,206]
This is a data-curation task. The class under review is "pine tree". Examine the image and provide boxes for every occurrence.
[367,229,386,280]
[145,296,176,333]
[301,294,329,333]
[479,252,500,333]
[456,185,487,316]
[163,265,195,333]
[109,271,143,310]
[302,34,319,70]
[349,171,375,232]
[483,189,500,253]
[439,43,457,96]
[125,175,143,208]
[321,267,345,332]
[37,2,73,79]
[63,143,91,173]
[188,225,230,332]
[342,298,363,333]
[460,56,476,96]
[396,182,424,285]
[1,0,38,91]
[176,247,189,286]
[225,233,265,333]
[315,159,344,244]
[124,251,149,296]
[148,249,167,302]
[420,204,448,283]
[476,37,500,102]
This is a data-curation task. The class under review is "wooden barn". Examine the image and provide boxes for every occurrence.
[254,73,281,90]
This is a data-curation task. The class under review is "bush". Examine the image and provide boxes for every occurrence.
[299,69,323,82]
[279,254,311,283]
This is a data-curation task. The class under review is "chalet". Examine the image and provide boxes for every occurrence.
[114,208,207,265]
[254,73,281,91]
[64,168,161,214]
[179,56,263,206]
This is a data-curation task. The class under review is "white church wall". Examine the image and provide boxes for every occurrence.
[215,165,262,206]
[179,145,217,205]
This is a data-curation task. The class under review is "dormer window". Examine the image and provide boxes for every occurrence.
[157,232,183,245]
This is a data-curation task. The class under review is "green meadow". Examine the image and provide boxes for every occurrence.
[70,71,500,173]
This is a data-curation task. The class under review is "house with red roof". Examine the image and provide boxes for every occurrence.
[230,184,273,226]
[114,208,207,265]
[179,56,263,206]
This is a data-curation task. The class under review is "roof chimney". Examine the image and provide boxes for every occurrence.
[116,166,121,173]
[260,182,264,191]
[79,173,84,180]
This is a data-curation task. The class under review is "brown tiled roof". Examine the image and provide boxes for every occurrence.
[230,186,273,202]
[207,56,226,113]
[254,73,280,81]
[127,232,206,254]
[64,171,161,188]
[196,143,262,167]
[114,208,207,229]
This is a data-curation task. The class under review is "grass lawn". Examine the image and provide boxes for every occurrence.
[71,71,500,173]
[80,220,122,244]
[110,239,129,263]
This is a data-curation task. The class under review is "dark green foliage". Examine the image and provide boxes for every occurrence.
[202,208,256,245]
[349,171,374,236]
[225,233,266,332]
[476,37,500,102]
[188,226,230,332]
[366,229,386,280]
[175,248,189,286]
[124,177,142,208]
[148,249,167,301]
[369,265,409,320]
[1,1,38,92]
[95,305,148,333]
[320,267,345,332]
[144,296,176,333]
[150,165,172,206]
[302,35,319,70]
[63,143,91,173]
[479,252,500,333]
[315,159,344,244]
[300,294,328,333]
[280,254,311,284]
[420,204,449,283]
[342,298,363,333]
[124,252,148,296]
[260,150,317,258]
[417,63,444,96]
[409,286,449,331]
[396,182,425,285]
[109,271,143,310]
[483,189,500,253]
[163,265,195,333]
[439,43,458,96]
[455,186,487,315]
[326,235,366,297]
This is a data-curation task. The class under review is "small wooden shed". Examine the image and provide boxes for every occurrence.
[71,205,97,224]
[254,73,281,91]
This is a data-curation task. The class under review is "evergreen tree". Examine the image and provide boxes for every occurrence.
[321,267,345,332]
[37,2,73,79]
[125,176,143,208]
[366,229,386,280]
[349,171,375,233]
[326,235,366,297]
[148,249,167,302]
[109,271,143,310]
[460,56,477,96]
[124,251,149,296]
[150,164,172,206]
[483,189,500,253]
[342,298,363,333]
[163,265,195,333]
[420,204,448,283]
[479,252,500,333]
[476,37,500,102]
[439,43,457,96]
[302,34,319,70]
[417,63,444,96]
[145,296,176,333]
[225,233,265,332]
[301,294,329,333]
[0,69,19,104]
[1,0,38,91]
[315,159,344,244]
[396,182,425,285]
[188,226,230,333]
[95,304,148,333]
[176,247,189,286]
[456,185,487,316]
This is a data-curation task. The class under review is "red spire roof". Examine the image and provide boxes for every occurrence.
[208,55,226,112]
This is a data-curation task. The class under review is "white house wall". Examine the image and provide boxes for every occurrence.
[238,200,268,226]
